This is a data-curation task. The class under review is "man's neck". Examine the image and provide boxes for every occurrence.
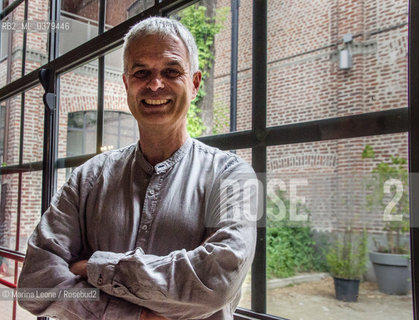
[138,125,189,166]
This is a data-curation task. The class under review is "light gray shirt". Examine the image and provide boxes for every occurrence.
[18,138,257,320]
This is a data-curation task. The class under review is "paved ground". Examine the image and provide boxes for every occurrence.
[239,275,413,320]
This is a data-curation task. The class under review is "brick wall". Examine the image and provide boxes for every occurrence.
[213,0,409,233]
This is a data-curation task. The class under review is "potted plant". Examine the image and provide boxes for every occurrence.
[362,145,410,295]
[326,228,368,302]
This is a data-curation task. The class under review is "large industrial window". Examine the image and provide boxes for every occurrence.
[0,0,418,320]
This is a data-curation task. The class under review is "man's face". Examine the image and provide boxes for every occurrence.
[122,34,201,130]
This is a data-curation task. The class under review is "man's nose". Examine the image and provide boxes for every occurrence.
[147,73,165,91]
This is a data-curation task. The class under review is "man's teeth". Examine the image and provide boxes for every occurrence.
[144,99,169,105]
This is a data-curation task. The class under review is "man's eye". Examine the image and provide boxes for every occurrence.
[164,69,181,78]
[133,70,150,78]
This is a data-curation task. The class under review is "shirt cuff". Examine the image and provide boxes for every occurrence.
[87,251,126,288]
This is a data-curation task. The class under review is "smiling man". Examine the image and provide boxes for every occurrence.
[18,17,257,320]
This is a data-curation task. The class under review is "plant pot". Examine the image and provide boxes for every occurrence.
[369,251,411,295]
[333,277,360,302]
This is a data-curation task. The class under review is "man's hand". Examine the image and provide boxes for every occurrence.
[69,260,88,278]
[140,308,168,320]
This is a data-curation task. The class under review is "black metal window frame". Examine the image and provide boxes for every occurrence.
[0,0,416,319]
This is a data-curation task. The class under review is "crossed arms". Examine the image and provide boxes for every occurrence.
[18,158,257,319]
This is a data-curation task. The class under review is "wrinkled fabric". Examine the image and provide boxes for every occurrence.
[18,138,257,320]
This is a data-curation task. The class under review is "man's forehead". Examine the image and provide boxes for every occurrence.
[126,34,189,68]
[129,33,185,51]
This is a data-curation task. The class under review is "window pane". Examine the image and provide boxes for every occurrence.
[59,61,99,158]
[25,0,50,75]
[0,170,41,255]
[0,174,19,251]
[105,0,154,28]
[59,0,99,56]
[22,85,44,163]
[4,95,21,167]
[103,49,138,150]
[266,133,412,319]
[119,113,136,137]
[3,1,25,83]
[266,0,408,127]
[19,171,42,253]
[56,167,77,193]
[212,0,252,136]
[234,148,252,310]
[66,130,83,156]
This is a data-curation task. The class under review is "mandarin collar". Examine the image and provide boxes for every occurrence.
[135,137,192,174]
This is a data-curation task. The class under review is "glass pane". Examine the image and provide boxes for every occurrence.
[266,0,409,127]
[0,170,41,254]
[104,112,119,135]
[105,0,154,28]
[4,94,21,166]
[0,30,8,87]
[266,133,412,319]
[56,167,75,192]
[0,105,6,164]
[103,49,138,151]
[235,148,252,309]
[24,0,50,75]
[19,171,42,254]
[0,257,16,285]
[0,174,19,251]
[66,131,83,156]
[119,113,136,137]
[4,1,25,83]
[169,0,252,137]
[59,61,99,158]
[59,0,99,56]
[22,85,44,163]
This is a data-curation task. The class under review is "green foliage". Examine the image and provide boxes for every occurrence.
[186,103,205,137]
[361,144,375,159]
[178,5,228,137]
[326,229,368,280]
[266,190,326,279]
[267,226,325,278]
[212,101,229,134]
[362,145,409,254]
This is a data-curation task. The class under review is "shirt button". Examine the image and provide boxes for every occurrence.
[141,225,148,231]
[148,189,154,195]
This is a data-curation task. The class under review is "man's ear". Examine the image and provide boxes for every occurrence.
[192,71,202,99]
[122,73,128,91]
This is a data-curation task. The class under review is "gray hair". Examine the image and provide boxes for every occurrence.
[123,17,199,75]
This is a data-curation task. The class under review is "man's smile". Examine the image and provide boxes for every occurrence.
[142,99,171,106]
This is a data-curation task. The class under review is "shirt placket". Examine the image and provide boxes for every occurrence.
[136,170,164,251]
